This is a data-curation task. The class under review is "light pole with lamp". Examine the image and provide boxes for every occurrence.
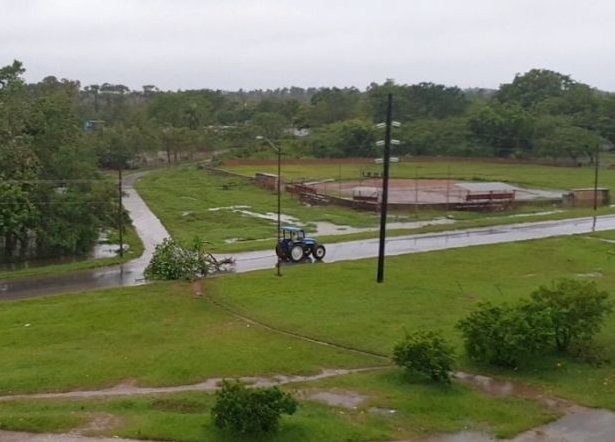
[256,136,282,276]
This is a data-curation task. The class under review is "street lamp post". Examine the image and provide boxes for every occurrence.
[256,136,282,276]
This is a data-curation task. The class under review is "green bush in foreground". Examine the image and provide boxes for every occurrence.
[393,331,455,384]
[530,279,614,352]
[457,279,614,368]
[456,302,553,368]
[211,381,298,434]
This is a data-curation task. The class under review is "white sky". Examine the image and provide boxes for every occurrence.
[2,0,615,91]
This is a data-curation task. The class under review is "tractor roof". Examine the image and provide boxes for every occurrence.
[281,226,304,232]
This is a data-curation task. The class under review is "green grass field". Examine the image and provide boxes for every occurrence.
[211,234,615,410]
[136,167,381,250]
[223,158,615,192]
[0,371,558,441]
[136,163,614,253]
[0,234,613,440]
[0,283,378,395]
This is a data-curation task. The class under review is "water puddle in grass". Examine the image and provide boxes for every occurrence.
[311,218,455,236]
[304,390,368,409]
[428,372,615,442]
[0,234,121,273]
[208,205,300,224]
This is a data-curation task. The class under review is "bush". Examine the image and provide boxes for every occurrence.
[211,381,298,434]
[144,238,210,281]
[456,302,553,368]
[393,331,454,384]
[530,279,614,352]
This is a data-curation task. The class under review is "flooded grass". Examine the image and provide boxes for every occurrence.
[0,226,143,282]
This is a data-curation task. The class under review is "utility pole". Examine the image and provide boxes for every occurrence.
[118,166,124,258]
[377,93,400,283]
[593,145,600,212]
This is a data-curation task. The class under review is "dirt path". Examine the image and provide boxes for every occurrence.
[0,430,148,442]
[0,367,385,402]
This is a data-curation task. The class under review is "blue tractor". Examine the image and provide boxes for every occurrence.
[276,226,326,262]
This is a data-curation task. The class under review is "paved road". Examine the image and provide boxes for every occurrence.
[2,173,615,300]
[233,215,615,273]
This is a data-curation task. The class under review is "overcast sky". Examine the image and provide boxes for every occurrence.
[2,0,615,92]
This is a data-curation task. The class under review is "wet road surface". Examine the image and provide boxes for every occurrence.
[233,215,615,273]
[2,174,615,300]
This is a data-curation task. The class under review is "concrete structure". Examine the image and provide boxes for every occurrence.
[567,188,610,207]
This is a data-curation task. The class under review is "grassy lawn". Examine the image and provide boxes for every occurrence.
[136,164,615,253]
[0,225,144,282]
[0,371,558,441]
[222,158,615,192]
[136,166,382,250]
[1,233,612,440]
[210,234,615,410]
[0,282,379,395]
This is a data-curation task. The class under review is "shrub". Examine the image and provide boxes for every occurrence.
[211,381,298,434]
[144,237,233,281]
[457,302,553,368]
[393,330,455,384]
[530,279,614,352]
[144,238,209,281]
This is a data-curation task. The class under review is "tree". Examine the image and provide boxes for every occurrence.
[212,381,297,434]
[393,331,454,384]
[367,80,467,122]
[309,119,376,158]
[251,112,287,140]
[496,69,575,109]
[536,125,606,163]
[468,103,534,157]
[529,279,613,352]
[400,117,471,156]
[307,87,362,126]
[158,126,204,164]
[148,91,214,128]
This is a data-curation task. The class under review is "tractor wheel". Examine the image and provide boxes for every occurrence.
[290,244,305,262]
[312,244,326,260]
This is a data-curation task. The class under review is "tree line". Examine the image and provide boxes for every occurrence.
[71,68,615,164]
[0,61,116,262]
